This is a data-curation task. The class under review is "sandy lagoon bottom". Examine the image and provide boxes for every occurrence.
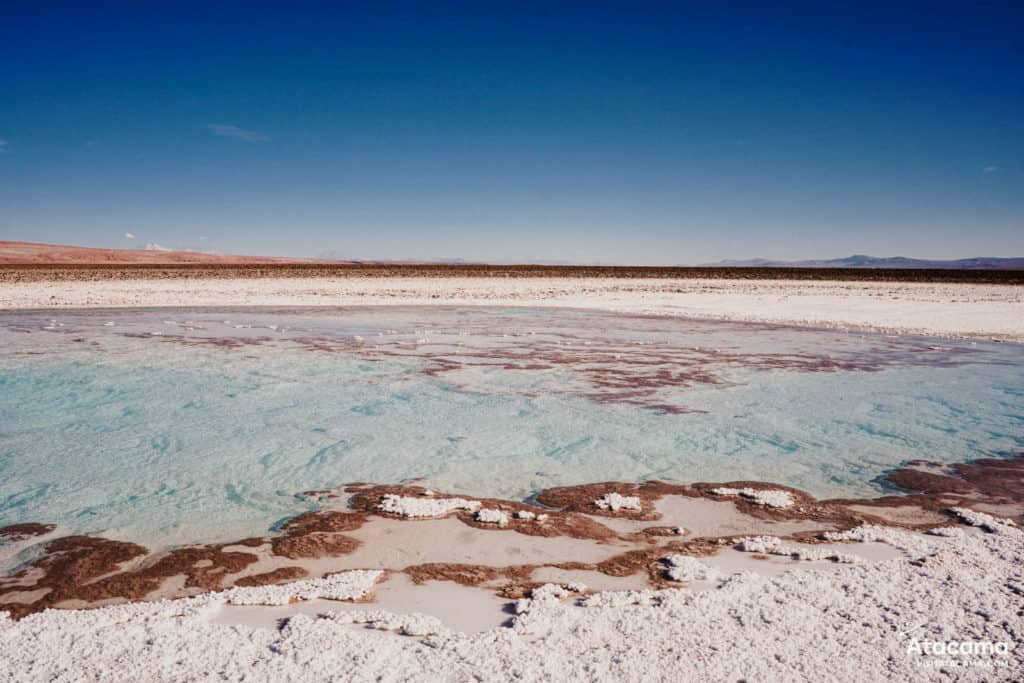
[0,306,1022,680]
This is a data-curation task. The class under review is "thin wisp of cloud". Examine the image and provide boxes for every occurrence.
[205,124,269,142]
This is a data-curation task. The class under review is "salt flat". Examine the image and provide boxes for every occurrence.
[2,276,1023,341]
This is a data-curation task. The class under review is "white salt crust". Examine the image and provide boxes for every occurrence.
[5,277,1022,342]
[219,570,383,606]
[594,493,642,512]
[951,507,1018,534]
[737,536,861,564]
[710,487,796,508]
[377,494,481,518]
[475,509,510,526]
[2,527,1022,681]
[662,555,720,582]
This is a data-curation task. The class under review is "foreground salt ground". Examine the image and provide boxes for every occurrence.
[2,523,1020,681]
[3,276,1022,341]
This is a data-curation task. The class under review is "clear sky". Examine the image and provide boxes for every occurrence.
[2,2,1022,264]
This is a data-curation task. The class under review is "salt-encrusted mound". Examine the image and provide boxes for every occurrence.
[475,508,510,526]
[514,582,587,615]
[950,507,1018,534]
[377,494,481,518]
[710,487,795,508]
[219,570,383,606]
[737,537,861,564]
[662,555,719,582]
[594,492,642,512]
[2,529,1022,681]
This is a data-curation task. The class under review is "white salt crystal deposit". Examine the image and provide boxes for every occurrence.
[475,508,509,526]
[377,494,481,518]
[737,537,861,563]
[710,487,795,508]
[594,492,642,512]
[220,570,383,606]
[950,507,1018,534]
[663,555,720,582]
[2,527,1022,681]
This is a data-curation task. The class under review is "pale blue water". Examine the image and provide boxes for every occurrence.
[0,307,1021,553]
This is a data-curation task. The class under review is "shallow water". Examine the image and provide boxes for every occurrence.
[1,307,1021,553]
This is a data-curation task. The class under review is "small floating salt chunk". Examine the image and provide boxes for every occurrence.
[674,526,686,535]
[377,494,480,518]
[663,554,719,582]
[102,321,115,327]
[515,510,536,520]
[710,487,795,509]
[475,508,509,526]
[594,492,642,512]
[950,507,1017,534]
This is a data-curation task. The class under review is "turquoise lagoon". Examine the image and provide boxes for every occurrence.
[0,307,1021,555]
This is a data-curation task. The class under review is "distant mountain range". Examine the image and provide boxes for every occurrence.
[700,254,1024,270]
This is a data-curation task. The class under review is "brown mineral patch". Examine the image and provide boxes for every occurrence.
[534,482,665,520]
[270,533,361,559]
[0,535,264,619]
[234,566,310,587]
[0,535,148,618]
[0,522,56,542]
[405,563,502,586]
[886,469,974,495]
[280,511,366,534]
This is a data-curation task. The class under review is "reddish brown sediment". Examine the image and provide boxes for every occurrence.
[822,454,1024,525]
[405,563,504,586]
[234,567,310,587]
[405,563,540,601]
[0,523,55,542]
[886,469,975,495]
[534,482,672,520]
[279,511,366,534]
[270,533,361,559]
[0,514,365,617]
[0,540,262,618]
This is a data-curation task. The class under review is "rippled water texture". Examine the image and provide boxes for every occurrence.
[1,307,1021,549]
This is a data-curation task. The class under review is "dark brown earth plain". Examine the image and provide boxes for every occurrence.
[2,241,1023,283]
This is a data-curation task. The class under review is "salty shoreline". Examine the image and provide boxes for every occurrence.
[2,275,1023,342]
[1,456,1022,680]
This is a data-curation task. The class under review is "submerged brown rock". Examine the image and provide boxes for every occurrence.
[0,523,55,542]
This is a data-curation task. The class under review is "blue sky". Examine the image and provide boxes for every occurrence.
[1,2,1021,264]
